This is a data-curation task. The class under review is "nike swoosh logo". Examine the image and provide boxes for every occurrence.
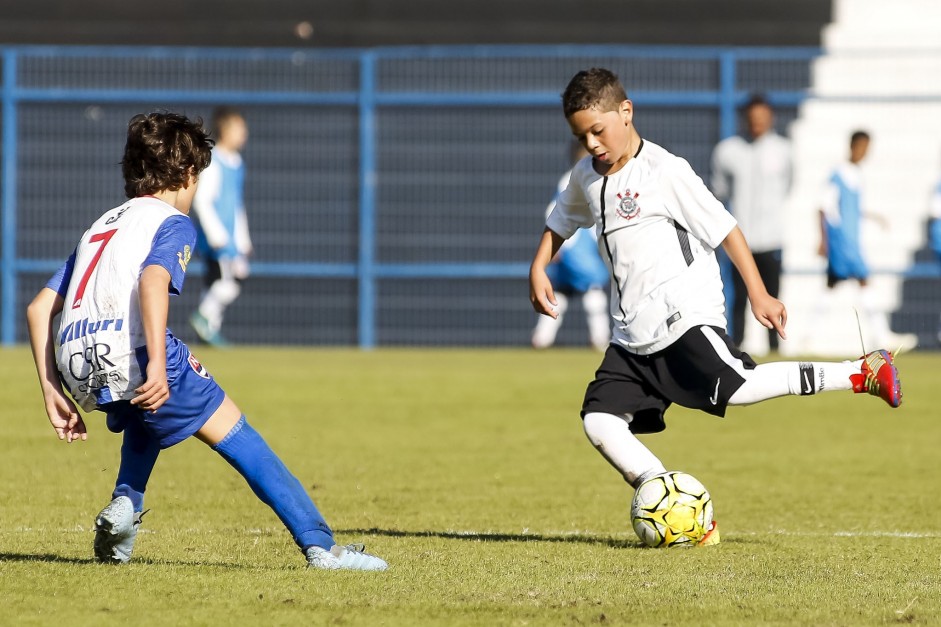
[709,378,720,406]
[802,371,811,394]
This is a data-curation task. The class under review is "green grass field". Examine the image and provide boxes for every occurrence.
[1,346,939,626]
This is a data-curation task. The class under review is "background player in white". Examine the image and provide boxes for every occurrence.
[711,95,791,354]
[528,69,904,540]
[817,131,918,352]
[190,106,252,346]
[26,112,386,571]
[532,142,610,351]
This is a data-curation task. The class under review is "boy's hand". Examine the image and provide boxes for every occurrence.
[44,391,86,442]
[750,292,788,340]
[529,267,560,318]
[132,361,169,412]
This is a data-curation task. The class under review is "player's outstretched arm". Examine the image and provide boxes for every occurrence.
[721,226,787,340]
[817,209,829,258]
[26,287,86,442]
[132,265,172,413]
[529,227,565,318]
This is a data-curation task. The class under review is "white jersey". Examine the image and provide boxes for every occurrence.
[710,131,791,252]
[51,197,195,411]
[546,140,737,355]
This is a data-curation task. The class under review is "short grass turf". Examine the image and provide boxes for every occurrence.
[1,347,938,626]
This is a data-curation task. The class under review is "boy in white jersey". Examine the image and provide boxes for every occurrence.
[26,112,386,571]
[528,69,904,541]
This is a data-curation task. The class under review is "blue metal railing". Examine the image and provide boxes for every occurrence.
[0,44,824,347]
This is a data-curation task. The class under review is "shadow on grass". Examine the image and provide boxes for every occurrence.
[0,551,256,569]
[337,527,641,549]
[0,552,98,565]
[339,528,752,548]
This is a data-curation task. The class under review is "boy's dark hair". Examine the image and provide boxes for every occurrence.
[850,130,870,146]
[121,112,213,199]
[741,93,771,112]
[211,106,244,139]
[562,68,628,118]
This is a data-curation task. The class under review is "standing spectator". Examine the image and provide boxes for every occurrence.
[711,95,791,353]
[190,107,252,347]
[532,143,610,351]
[818,131,917,352]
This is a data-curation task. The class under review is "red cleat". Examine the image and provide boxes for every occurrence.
[850,350,902,408]
[697,520,720,547]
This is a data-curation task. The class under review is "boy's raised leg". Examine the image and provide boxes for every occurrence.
[726,353,901,408]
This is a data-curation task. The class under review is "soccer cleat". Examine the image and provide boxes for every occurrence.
[93,496,144,564]
[190,312,231,348]
[697,520,720,547]
[305,544,388,571]
[850,349,902,408]
[189,312,213,344]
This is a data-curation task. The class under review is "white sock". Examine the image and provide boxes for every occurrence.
[582,288,611,350]
[198,278,241,333]
[531,293,568,348]
[583,412,666,488]
[728,360,862,405]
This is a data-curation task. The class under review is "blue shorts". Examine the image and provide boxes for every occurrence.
[101,339,226,449]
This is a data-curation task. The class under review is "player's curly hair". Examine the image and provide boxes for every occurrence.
[121,111,213,199]
[562,68,628,118]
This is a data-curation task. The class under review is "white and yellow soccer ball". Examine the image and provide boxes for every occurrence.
[630,471,714,547]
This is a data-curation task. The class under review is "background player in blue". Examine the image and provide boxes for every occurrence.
[532,142,611,351]
[25,112,387,571]
[818,130,917,351]
[930,177,941,343]
[190,106,252,346]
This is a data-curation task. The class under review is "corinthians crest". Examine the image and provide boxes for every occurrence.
[616,190,641,220]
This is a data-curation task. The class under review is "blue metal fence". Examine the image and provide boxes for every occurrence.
[0,44,821,347]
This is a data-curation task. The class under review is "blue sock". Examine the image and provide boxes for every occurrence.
[112,417,160,512]
[212,416,334,551]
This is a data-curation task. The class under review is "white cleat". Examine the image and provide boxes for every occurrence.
[93,496,143,564]
[306,544,388,571]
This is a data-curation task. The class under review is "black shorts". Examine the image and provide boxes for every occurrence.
[581,325,757,434]
[826,266,868,288]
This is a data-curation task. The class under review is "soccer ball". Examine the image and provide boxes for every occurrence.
[630,471,714,547]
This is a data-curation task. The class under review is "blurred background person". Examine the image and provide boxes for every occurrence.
[190,107,252,347]
[532,142,610,351]
[711,94,791,355]
[930,174,941,343]
[817,130,917,352]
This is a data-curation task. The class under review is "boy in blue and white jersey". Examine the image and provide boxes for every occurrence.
[190,107,252,346]
[26,112,386,571]
[818,131,917,351]
[529,70,904,542]
[532,143,611,351]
